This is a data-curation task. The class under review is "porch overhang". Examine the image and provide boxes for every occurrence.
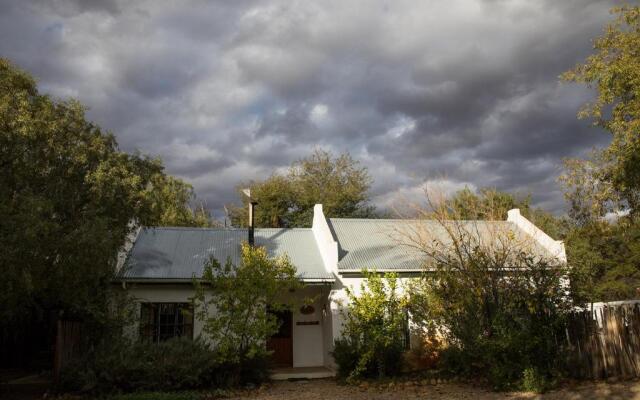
[300,278,335,285]
[297,271,335,285]
[115,272,336,285]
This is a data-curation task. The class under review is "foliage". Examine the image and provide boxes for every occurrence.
[413,250,569,389]
[229,148,376,227]
[566,217,640,302]
[230,174,295,227]
[0,57,214,360]
[56,337,260,394]
[332,270,408,381]
[446,187,532,220]
[521,367,550,394]
[145,174,213,228]
[193,243,301,366]
[559,5,640,303]
[444,187,570,238]
[403,194,571,390]
[561,5,640,218]
[559,156,617,224]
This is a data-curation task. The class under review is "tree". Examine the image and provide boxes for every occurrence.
[559,5,640,302]
[437,187,569,240]
[561,5,640,217]
[446,187,531,220]
[193,243,300,367]
[144,173,213,228]
[401,190,570,390]
[229,174,295,228]
[566,219,640,302]
[288,149,375,226]
[229,149,376,228]
[0,58,211,366]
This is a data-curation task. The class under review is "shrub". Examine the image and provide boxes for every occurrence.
[521,367,550,393]
[332,270,408,381]
[402,195,572,390]
[193,244,300,367]
[57,337,268,395]
[403,333,442,371]
[332,338,360,379]
[409,245,570,390]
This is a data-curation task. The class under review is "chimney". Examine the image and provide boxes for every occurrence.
[242,189,257,246]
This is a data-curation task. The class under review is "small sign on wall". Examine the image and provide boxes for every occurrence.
[296,321,320,326]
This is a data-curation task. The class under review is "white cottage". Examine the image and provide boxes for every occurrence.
[118,204,565,378]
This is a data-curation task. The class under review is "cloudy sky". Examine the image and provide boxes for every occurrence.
[0,0,618,216]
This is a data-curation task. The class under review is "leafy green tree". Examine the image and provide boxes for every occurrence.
[444,187,569,239]
[288,149,375,226]
[230,149,376,227]
[446,187,531,220]
[145,173,213,228]
[559,5,640,302]
[566,219,640,302]
[193,243,300,366]
[0,58,211,365]
[332,270,408,381]
[561,5,640,217]
[229,174,295,228]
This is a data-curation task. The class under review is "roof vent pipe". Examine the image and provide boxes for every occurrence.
[242,189,257,246]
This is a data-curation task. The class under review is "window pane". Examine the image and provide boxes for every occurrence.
[139,302,193,343]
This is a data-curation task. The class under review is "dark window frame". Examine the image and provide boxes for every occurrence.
[139,302,194,343]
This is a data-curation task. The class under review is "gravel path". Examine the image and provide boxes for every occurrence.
[228,378,640,400]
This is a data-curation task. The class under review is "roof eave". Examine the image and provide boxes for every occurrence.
[114,276,335,284]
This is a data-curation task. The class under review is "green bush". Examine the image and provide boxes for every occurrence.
[521,367,550,394]
[332,270,408,381]
[407,219,571,390]
[57,337,268,395]
[332,338,360,379]
[193,244,300,366]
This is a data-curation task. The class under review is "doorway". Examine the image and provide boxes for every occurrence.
[266,309,293,367]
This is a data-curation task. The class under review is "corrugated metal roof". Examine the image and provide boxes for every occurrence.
[120,227,334,282]
[328,218,555,271]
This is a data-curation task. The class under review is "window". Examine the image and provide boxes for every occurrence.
[139,303,194,343]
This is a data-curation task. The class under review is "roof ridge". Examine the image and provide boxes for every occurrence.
[329,218,509,223]
[142,226,313,231]
[143,226,245,231]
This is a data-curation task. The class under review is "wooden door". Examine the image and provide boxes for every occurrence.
[266,310,293,367]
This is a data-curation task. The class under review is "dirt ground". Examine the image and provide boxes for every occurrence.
[228,378,640,400]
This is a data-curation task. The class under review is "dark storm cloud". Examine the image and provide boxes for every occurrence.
[0,0,618,217]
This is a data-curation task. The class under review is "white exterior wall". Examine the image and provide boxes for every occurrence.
[125,284,208,339]
[125,283,332,368]
[290,286,327,368]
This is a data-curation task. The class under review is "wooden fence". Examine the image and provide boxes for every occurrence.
[565,302,640,380]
